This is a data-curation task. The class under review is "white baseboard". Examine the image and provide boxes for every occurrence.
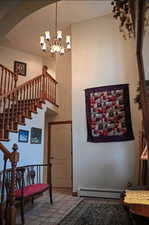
[78,187,123,199]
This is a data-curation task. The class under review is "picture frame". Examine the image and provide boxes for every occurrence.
[85,84,134,143]
[14,60,27,76]
[18,129,29,143]
[31,127,42,144]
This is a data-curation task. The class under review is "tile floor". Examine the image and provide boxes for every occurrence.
[16,189,82,225]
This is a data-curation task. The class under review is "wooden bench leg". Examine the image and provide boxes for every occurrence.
[49,186,53,204]
[20,199,25,225]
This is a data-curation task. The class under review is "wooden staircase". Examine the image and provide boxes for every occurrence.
[0,65,58,141]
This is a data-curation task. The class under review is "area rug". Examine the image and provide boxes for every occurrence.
[58,199,149,225]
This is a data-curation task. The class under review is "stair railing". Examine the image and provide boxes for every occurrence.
[0,65,58,140]
[0,65,18,96]
[0,143,19,225]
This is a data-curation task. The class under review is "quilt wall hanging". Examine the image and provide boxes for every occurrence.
[85,84,134,142]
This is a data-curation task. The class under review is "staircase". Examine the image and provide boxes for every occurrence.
[0,64,58,141]
[0,64,58,225]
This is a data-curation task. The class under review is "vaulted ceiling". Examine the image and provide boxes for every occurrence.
[1,1,112,56]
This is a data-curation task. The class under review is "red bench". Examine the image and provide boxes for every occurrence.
[2,164,52,225]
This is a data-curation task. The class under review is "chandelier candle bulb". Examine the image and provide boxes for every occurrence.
[40,36,45,45]
[45,31,50,41]
[60,48,65,55]
[57,31,62,39]
[42,42,46,51]
[66,35,71,44]
[67,43,71,49]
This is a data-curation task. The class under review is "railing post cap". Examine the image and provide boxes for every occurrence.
[42,65,48,75]
[12,143,18,152]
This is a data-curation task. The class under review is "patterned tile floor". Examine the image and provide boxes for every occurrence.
[16,189,82,225]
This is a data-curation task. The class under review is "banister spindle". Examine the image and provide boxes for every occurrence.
[10,93,15,131]
[15,90,19,123]
[2,97,6,139]
[6,95,11,131]
[3,69,7,94]
[7,72,10,93]
[0,67,4,95]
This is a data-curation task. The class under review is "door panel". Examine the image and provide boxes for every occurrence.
[50,124,72,188]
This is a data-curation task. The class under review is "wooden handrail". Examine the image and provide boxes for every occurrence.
[0,64,18,77]
[0,142,11,159]
[0,71,57,100]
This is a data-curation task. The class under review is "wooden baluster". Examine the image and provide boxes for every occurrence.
[35,79,37,107]
[26,83,29,117]
[18,88,22,123]
[6,95,11,131]
[54,82,56,104]
[0,67,4,95]
[7,72,10,93]
[3,69,7,94]
[49,79,52,101]
[45,74,48,100]
[47,76,49,101]
[39,76,42,102]
[29,82,32,111]
[10,93,15,131]
[31,81,34,111]
[2,97,6,139]
[51,80,53,103]
[6,144,19,225]
[10,75,14,93]
[38,78,40,104]
[23,86,26,116]
[15,90,19,123]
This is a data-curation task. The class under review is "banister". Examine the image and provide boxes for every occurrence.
[0,71,57,100]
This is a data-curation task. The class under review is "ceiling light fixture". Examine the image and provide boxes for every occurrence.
[40,0,71,56]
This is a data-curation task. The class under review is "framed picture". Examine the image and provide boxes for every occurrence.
[31,127,42,144]
[18,129,29,143]
[14,61,27,76]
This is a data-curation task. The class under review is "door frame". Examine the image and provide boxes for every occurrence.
[48,121,73,192]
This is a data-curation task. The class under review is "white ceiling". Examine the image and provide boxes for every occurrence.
[6,1,112,56]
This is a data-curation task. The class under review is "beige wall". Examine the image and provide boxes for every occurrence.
[44,52,72,165]
[72,14,141,194]
[0,46,56,85]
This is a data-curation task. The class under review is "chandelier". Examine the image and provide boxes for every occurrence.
[40,1,71,56]
[111,0,134,39]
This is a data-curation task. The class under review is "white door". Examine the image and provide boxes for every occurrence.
[50,124,72,188]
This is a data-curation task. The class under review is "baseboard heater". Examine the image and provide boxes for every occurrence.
[78,187,123,199]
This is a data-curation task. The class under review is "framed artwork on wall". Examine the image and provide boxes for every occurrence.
[85,84,134,143]
[31,127,42,144]
[14,60,27,76]
[18,129,29,143]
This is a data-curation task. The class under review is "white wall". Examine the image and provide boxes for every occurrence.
[0,46,56,85]
[72,14,141,194]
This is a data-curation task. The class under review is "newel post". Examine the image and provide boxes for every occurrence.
[6,144,19,225]
[42,65,48,100]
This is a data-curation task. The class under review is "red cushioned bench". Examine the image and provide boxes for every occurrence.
[5,164,52,225]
